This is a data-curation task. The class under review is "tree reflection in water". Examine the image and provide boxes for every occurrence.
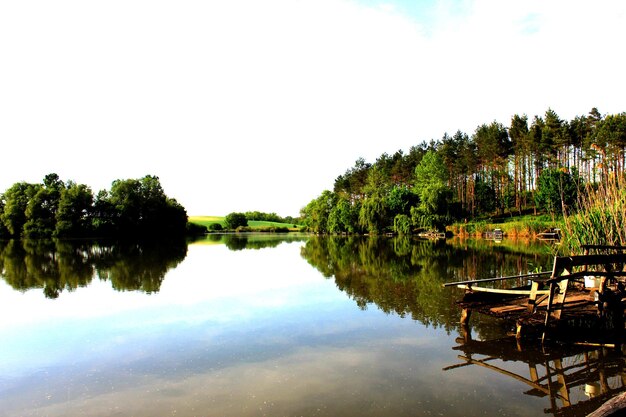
[0,239,188,298]
[301,235,626,416]
[300,236,554,336]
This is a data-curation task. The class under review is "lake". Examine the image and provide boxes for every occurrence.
[0,235,624,416]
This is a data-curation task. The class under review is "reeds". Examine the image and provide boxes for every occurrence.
[562,173,626,254]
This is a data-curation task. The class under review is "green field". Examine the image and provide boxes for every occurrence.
[189,216,301,230]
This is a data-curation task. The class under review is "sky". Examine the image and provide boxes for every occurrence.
[1,0,625,217]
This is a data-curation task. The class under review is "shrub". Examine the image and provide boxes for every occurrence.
[186,222,208,236]
[208,223,223,232]
[225,212,248,229]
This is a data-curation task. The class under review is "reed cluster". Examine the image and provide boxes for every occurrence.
[562,174,626,254]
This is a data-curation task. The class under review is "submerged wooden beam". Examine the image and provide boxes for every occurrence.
[456,285,551,295]
[460,308,471,325]
[443,272,552,287]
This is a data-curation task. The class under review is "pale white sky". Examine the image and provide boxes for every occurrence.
[1,0,625,217]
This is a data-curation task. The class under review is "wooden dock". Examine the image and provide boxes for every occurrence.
[444,245,626,345]
[444,332,626,416]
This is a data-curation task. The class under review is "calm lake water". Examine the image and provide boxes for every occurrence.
[0,235,624,417]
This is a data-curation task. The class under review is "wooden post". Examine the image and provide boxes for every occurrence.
[527,280,540,313]
[543,257,572,344]
[551,277,571,321]
[460,308,471,325]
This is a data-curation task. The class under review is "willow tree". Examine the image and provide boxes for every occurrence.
[358,165,389,233]
[412,150,451,229]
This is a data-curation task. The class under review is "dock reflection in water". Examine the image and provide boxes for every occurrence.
[445,328,626,417]
[3,235,623,416]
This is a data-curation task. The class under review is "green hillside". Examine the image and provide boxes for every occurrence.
[189,216,301,231]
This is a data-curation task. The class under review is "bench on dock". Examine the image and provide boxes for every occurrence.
[443,245,626,343]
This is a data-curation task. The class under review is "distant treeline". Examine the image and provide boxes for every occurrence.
[0,173,188,238]
[301,107,626,234]
[244,211,298,224]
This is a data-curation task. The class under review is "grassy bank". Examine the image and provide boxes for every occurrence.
[447,214,560,238]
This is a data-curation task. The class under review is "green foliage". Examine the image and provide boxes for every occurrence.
[359,194,387,234]
[207,223,223,232]
[225,212,248,229]
[414,150,450,215]
[386,186,416,218]
[563,174,626,253]
[301,190,337,233]
[1,182,37,236]
[101,175,187,237]
[243,210,298,224]
[393,214,411,235]
[55,182,94,237]
[300,235,552,333]
[0,174,188,238]
[300,107,626,237]
[328,197,358,234]
[534,168,579,215]
[474,178,495,214]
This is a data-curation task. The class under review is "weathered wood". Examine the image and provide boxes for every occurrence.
[588,391,626,417]
[456,354,551,394]
[442,271,551,287]
[448,252,626,345]
[457,284,551,295]
[460,308,471,325]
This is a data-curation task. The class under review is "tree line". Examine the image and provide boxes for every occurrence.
[301,107,626,234]
[0,173,189,238]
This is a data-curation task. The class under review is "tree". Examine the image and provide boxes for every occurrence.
[225,212,248,229]
[1,182,37,237]
[543,108,565,167]
[55,182,95,237]
[473,121,511,214]
[95,175,187,237]
[92,190,116,236]
[23,174,66,237]
[108,178,143,234]
[357,165,391,234]
[393,214,411,235]
[535,167,579,215]
[414,150,449,215]
[509,114,530,211]
[328,196,358,234]
[0,199,9,237]
[411,150,453,230]
[386,185,416,219]
[358,194,387,234]
[334,158,371,201]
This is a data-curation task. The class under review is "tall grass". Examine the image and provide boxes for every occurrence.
[562,174,626,254]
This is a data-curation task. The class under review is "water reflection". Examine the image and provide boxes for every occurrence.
[446,331,626,417]
[202,233,308,250]
[0,239,187,297]
[3,234,620,416]
[300,235,553,336]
